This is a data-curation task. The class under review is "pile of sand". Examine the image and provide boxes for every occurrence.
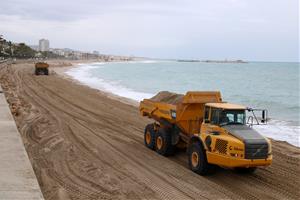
[150,91,184,104]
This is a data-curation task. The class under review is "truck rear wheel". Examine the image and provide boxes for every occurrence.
[35,69,41,75]
[188,142,213,175]
[144,124,156,150]
[37,69,44,75]
[155,128,175,156]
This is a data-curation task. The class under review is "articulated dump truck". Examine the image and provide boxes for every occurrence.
[35,62,49,75]
[139,91,272,175]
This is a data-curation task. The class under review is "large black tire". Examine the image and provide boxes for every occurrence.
[235,167,257,174]
[155,128,175,156]
[37,69,44,75]
[44,69,49,75]
[144,124,156,150]
[188,142,214,175]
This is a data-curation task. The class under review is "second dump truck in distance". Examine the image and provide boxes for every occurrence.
[35,62,49,75]
[139,91,272,175]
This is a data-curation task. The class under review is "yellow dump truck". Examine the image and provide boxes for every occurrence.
[35,62,49,75]
[139,91,272,175]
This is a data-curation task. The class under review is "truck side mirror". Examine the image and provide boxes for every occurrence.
[261,110,267,123]
[204,119,210,123]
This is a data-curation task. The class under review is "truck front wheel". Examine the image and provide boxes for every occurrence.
[144,124,156,150]
[188,142,213,175]
[155,128,175,156]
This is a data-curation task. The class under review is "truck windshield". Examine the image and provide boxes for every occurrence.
[211,109,246,126]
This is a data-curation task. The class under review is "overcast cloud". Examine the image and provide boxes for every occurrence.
[0,0,298,61]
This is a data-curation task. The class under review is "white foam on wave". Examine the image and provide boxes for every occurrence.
[65,63,154,101]
[253,119,300,147]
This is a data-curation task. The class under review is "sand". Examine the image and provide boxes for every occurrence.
[0,60,300,200]
[150,91,184,104]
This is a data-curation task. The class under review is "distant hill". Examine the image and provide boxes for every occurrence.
[0,35,63,59]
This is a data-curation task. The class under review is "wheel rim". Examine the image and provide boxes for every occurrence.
[145,131,151,145]
[191,152,199,167]
[156,136,163,150]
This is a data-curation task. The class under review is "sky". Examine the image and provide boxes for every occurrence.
[0,0,299,62]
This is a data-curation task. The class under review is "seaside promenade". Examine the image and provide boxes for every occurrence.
[0,84,44,199]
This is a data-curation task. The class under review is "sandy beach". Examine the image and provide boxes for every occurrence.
[0,60,299,200]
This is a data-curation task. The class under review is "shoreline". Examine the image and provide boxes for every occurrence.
[51,62,140,107]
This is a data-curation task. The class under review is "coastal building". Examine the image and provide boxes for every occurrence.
[39,39,49,52]
[93,50,99,55]
[50,48,65,56]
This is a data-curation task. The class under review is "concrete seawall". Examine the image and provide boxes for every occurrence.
[0,84,44,199]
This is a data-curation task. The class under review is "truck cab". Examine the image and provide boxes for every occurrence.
[199,103,272,170]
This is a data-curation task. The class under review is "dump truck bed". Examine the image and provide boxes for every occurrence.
[35,62,49,68]
[140,99,176,122]
[139,91,222,133]
[140,91,183,123]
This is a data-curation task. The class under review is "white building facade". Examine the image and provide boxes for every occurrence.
[39,39,49,52]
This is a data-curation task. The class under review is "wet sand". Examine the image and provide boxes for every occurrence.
[0,60,299,200]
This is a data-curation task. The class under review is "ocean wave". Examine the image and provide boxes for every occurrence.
[65,64,154,101]
[253,119,300,147]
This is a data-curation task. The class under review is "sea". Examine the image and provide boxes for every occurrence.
[65,60,300,147]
